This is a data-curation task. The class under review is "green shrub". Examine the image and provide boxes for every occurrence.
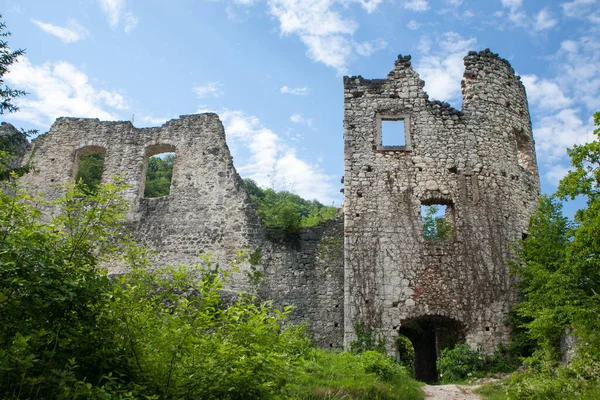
[281,349,424,400]
[396,335,415,375]
[436,344,484,383]
[244,179,337,232]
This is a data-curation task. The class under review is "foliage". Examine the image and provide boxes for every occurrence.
[144,154,174,198]
[244,178,337,232]
[0,15,35,180]
[503,112,600,397]
[280,349,424,400]
[0,15,25,115]
[104,259,312,399]
[421,205,453,241]
[396,335,415,375]
[0,177,129,398]
[75,153,105,193]
[437,344,485,383]
[350,320,386,355]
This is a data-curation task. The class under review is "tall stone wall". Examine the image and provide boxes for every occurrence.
[260,218,345,349]
[20,114,261,290]
[342,49,539,353]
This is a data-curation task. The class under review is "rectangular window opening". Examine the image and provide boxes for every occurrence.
[381,119,406,147]
[75,149,106,193]
[144,152,175,198]
[421,203,454,241]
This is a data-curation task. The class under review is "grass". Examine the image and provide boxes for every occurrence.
[279,349,424,400]
[475,381,509,400]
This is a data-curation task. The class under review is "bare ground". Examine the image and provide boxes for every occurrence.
[422,384,482,400]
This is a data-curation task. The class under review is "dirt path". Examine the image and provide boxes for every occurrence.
[422,384,482,400]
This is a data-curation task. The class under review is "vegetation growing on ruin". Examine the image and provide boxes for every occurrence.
[442,113,600,398]
[244,178,337,232]
[0,176,423,399]
[0,15,34,181]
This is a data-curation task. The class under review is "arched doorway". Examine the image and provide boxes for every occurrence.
[398,316,465,382]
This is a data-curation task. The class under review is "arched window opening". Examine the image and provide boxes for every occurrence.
[143,144,176,198]
[74,146,106,192]
[420,200,454,241]
[399,316,465,382]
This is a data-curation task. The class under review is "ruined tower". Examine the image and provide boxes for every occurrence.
[342,49,539,380]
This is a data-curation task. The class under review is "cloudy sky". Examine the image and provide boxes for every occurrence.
[2,0,599,207]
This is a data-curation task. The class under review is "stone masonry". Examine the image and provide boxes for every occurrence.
[17,49,539,365]
[342,49,539,360]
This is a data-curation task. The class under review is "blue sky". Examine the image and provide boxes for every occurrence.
[2,0,599,207]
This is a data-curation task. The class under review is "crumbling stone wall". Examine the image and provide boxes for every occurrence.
[18,114,346,343]
[342,49,539,354]
[17,49,539,356]
[20,114,261,291]
[260,218,345,349]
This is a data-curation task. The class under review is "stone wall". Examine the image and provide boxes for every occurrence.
[260,217,345,349]
[17,48,539,358]
[342,49,539,354]
[18,113,345,346]
[20,114,261,291]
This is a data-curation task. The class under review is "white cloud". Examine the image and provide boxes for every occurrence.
[355,0,385,13]
[290,112,313,127]
[133,114,177,127]
[533,109,591,165]
[123,12,139,32]
[407,20,421,30]
[193,82,224,98]
[98,0,138,32]
[31,19,89,43]
[501,0,522,12]
[354,38,387,57]
[217,109,338,203]
[562,0,600,22]
[561,40,579,53]
[402,0,429,11]
[521,75,572,110]
[446,0,464,5]
[300,34,353,72]
[416,32,476,102]
[534,8,558,30]
[3,57,127,127]
[267,0,385,73]
[280,85,311,95]
[290,113,304,123]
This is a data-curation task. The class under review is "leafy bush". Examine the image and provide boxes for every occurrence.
[437,344,485,383]
[281,349,424,400]
[0,176,314,399]
[244,179,337,232]
[396,335,415,375]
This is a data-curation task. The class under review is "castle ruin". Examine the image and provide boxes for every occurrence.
[18,49,539,381]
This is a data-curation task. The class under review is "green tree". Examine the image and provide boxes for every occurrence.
[144,154,174,198]
[0,177,129,397]
[507,112,600,398]
[422,205,453,241]
[244,178,337,232]
[0,15,34,180]
[75,153,105,192]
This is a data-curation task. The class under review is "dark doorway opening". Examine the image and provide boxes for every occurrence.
[398,316,465,382]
